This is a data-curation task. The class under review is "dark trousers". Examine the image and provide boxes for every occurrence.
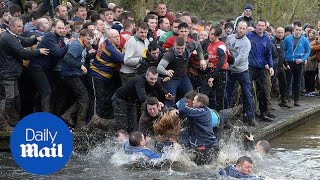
[227,70,255,119]
[61,76,89,122]
[286,62,303,101]
[28,70,54,112]
[272,67,287,100]
[112,95,137,133]
[249,67,268,116]
[19,67,36,117]
[305,70,317,93]
[92,77,114,119]
[201,70,227,111]
[0,79,20,119]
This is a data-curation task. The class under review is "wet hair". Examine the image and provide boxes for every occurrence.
[129,131,144,147]
[258,140,271,153]
[178,22,189,30]
[153,111,181,137]
[146,97,159,105]
[148,41,160,52]
[175,36,186,46]
[195,93,209,107]
[210,25,222,36]
[236,156,253,165]
[115,129,129,138]
[185,90,198,100]
[146,66,158,75]
[136,22,148,31]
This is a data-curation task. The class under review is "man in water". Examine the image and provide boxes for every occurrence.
[219,156,263,179]
[123,131,161,159]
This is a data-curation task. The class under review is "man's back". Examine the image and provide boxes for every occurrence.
[177,98,218,148]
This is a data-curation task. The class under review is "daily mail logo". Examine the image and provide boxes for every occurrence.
[10,112,73,175]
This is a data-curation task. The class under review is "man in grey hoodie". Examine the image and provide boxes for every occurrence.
[225,21,256,126]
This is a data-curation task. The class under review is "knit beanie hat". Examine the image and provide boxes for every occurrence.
[243,4,253,11]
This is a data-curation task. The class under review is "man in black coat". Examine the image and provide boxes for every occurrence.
[0,17,48,131]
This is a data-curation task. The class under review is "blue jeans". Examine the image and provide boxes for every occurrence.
[227,70,255,119]
[163,74,193,107]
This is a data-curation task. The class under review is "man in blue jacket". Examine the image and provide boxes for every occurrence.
[219,156,263,179]
[60,29,94,131]
[123,131,161,159]
[177,93,219,165]
[28,20,70,112]
[284,21,310,106]
[247,19,274,122]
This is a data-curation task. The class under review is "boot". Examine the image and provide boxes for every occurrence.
[243,117,257,126]
[278,99,291,108]
[75,119,87,132]
[61,113,75,127]
[294,100,300,106]
[87,114,112,132]
[0,112,13,132]
[61,103,79,127]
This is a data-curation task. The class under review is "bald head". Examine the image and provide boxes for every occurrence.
[276,27,285,40]
[108,29,120,45]
[37,18,51,33]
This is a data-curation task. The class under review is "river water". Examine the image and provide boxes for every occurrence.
[1,118,319,180]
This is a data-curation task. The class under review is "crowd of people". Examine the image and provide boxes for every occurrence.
[0,0,317,177]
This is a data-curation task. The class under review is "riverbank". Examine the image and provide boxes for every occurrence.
[1,96,320,151]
